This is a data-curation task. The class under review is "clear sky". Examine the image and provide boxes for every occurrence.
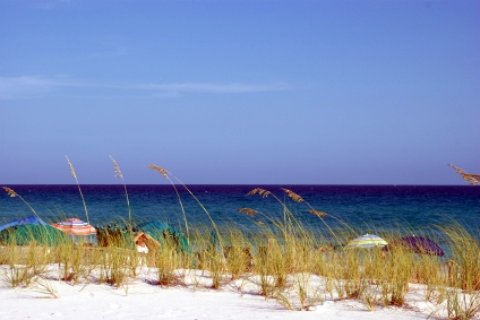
[0,0,479,185]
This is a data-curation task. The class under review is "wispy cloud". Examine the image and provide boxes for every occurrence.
[131,82,289,94]
[0,75,290,100]
[0,76,71,100]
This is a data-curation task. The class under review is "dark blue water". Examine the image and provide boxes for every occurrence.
[1,185,479,235]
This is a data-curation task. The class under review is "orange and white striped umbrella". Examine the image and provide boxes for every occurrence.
[52,218,96,236]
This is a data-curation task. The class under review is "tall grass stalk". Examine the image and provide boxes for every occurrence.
[281,187,354,243]
[65,156,90,224]
[148,164,190,245]
[446,289,480,320]
[443,225,480,291]
[2,186,41,219]
[248,187,295,229]
[224,230,252,280]
[110,156,132,225]
[154,233,184,286]
[171,173,223,247]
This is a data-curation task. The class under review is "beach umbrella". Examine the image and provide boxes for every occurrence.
[398,235,445,256]
[347,233,388,249]
[52,218,96,236]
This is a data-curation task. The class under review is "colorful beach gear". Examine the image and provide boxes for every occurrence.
[52,218,96,236]
[0,216,47,233]
[399,235,444,256]
[0,218,69,246]
[347,233,388,249]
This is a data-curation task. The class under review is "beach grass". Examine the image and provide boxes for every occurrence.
[1,217,479,317]
[1,165,479,318]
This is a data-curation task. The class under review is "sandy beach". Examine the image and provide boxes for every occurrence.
[1,265,475,320]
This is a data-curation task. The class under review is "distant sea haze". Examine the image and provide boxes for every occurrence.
[0,185,479,233]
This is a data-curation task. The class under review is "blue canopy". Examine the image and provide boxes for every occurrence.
[0,216,47,233]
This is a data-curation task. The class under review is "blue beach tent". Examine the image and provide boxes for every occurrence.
[0,216,69,246]
[0,216,47,233]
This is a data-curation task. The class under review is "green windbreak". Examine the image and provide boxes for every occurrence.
[0,224,71,246]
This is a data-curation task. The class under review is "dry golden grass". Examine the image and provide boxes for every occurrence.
[65,156,90,224]
[238,208,257,217]
[307,209,328,218]
[110,156,132,224]
[247,187,272,198]
[2,187,17,198]
[0,219,479,317]
[281,188,304,203]
[148,164,169,178]
[449,164,480,186]
[1,165,479,318]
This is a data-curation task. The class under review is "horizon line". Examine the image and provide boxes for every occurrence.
[0,183,474,187]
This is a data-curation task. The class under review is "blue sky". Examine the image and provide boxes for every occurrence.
[0,0,479,184]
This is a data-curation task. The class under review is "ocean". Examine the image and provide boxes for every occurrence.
[1,185,479,235]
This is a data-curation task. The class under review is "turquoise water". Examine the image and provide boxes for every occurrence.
[1,185,479,236]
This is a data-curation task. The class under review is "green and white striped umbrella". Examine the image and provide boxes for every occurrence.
[347,233,388,249]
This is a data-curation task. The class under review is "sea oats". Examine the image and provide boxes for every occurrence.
[464,175,480,185]
[2,186,40,218]
[149,164,169,178]
[238,208,257,216]
[246,188,259,196]
[110,156,131,223]
[65,156,78,180]
[449,163,466,175]
[247,188,271,198]
[148,163,191,243]
[449,164,480,186]
[2,186,18,198]
[308,209,328,218]
[281,188,304,203]
[65,156,90,224]
[109,155,124,179]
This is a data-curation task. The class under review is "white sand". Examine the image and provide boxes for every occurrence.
[0,266,475,320]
